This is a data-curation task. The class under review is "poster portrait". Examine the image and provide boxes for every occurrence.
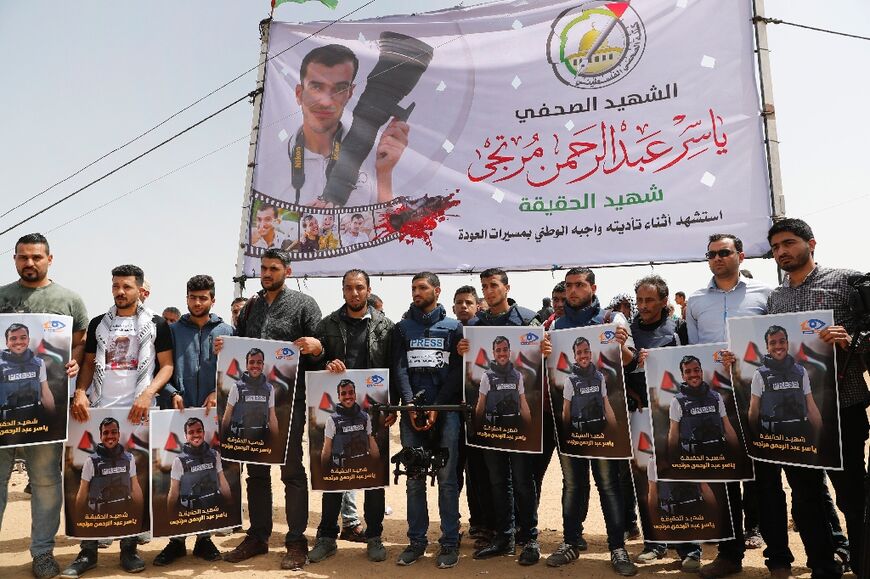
[149,409,243,538]
[215,336,299,465]
[629,408,734,544]
[546,324,632,459]
[463,326,543,453]
[644,343,753,481]
[306,369,390,491]
[727,310,841,469]
[0,313,72,448]
[64,408,150,539]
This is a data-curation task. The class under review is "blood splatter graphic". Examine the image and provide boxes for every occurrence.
[374,191,461,248]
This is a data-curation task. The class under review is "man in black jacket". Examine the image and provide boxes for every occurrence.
[308,269,395,564]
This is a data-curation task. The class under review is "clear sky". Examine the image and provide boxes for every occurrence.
[0,0,867,324]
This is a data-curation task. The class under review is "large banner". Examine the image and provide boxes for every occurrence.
[546,324,631,459]
[727,311,842,469]
[645,344,753,481]
[463,326,543,453]
[0,313,71,448]
[64,409,150,540]
[240,0,771,277]
[149,409,243,538]
[306,369,390,491]
[216,337,299,465]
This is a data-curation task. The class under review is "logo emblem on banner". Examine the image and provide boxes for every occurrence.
[520,332,540,345]
[275,347,296,360]
[599,330,617,344]
[547,1,646,88]
[800,319,826,334]
[366,375,385,387]
[43,320,67,332]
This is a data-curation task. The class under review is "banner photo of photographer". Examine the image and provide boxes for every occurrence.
[463,326,543,453]
[546,324,632,459]
[306,369,390,491]
[629,408,734,544]
[149,409,242,538]
[644,344,753,482]
[63,408,150,540]
[0,313,72,449]
[727,310,842,470]
[215,336,299,465]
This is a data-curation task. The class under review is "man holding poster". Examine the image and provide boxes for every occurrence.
[0,233,86,579]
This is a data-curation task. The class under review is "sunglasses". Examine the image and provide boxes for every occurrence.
[705,249,735,259]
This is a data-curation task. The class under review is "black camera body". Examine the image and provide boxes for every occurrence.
[390,446,449,486]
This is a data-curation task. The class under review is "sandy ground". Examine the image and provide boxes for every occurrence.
[1,427,819,579]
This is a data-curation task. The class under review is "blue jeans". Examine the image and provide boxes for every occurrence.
[0,442,63,556]
[482,449,538,543]
[341,491,361,528]
[400,411,460,548]
[560,454,626,551]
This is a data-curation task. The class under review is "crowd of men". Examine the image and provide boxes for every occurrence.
[0,217,866,579]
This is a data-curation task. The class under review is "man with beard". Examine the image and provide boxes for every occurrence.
[756,218,868,579]
[66,264,175,578]
[540,267,637,576]
[668,356,739,462]
[0,323,55,422]
[749,326,821,441]
[308,269,394,563]
[457,268,542,567]
[563,337,615,436]
[167,417,231,514]
[216,248,322,570]
[392,272,463,569]
[221,348,279,445]
[0,233,86,579]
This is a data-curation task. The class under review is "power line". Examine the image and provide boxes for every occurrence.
[1,0,378,220]
[0,90,257,238]
[753,16,870,42]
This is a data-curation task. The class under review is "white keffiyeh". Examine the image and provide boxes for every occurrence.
[90,304,156,407]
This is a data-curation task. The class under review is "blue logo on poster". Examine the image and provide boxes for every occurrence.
[366,375,385,387]
[275,347,296,360]
[520,332,539,345]
[599,330,616,344]
[43,320,66,332]
[800,319,826,334]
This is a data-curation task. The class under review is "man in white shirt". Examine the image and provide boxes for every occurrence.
[341,213,371,246]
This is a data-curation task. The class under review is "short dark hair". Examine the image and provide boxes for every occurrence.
[708,233,743,253]
[262,248,290,266]
[634,274,669,300]
[679,355,702,373]
[566,267,595,285]
[572,336,591,353]
[542,297,552,306]
[111,264,145,287]
[768,218,814,243]
[480,267,508,285]
[412,271,440,288]
[184,417,205,434]
[246,348,265,363]
[99,417,120,435]
[301,214,318,228]
[300,44,359,83]
[552,281,566,294]
[336,378,356,395]
[492,335,510,349]
[162,307,181,317]
[764,325,789,344]
[4,323,29,340]
[454,285,478,300]
[187,274,216,297]
[350,213,364,221]
[257,203,277,217]
[342,269,370,287]
[15,233,49,254]
[367,294,382,307]
[675,291,686,299]
[231,297,248,306]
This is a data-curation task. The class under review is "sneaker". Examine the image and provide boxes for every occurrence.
[546,542,582,567]
[119,546,145,573]
[472,534,515,559]
[153,540,186,566]
[699,556,742,579]
[192,538,222,562]
[60,549,97,579]
[744,527,764,549]
[436,546,459,569]
[624,524,642,541]
[396,543,427,566]
[96,540,112,549]
[32,552,61,579]
[518,541,540,566]
[309,538,337,563]
[367,537,387,562]
[636,548,666,564]
[340,525,367,543]
[280,540,308,570]
[682,556,702,573]
[136,533,151,546]
[611,548,638,577]
[224,535,269,564]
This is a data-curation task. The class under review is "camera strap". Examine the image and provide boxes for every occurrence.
[289,124,344,205]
